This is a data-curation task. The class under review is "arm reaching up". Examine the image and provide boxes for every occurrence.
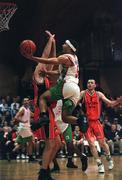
[33,31,55,84]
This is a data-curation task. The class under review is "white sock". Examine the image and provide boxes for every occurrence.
[96,159,102,166]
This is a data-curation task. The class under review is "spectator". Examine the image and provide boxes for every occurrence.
[6,95,13,107]
[10,97,20,118]
[4,111,12,126]
[0,98,8,115]
[73,126,84,153]
[105,123,122,155]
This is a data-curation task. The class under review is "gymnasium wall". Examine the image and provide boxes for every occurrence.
[100,68,122,96]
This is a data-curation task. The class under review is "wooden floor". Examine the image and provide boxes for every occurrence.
[0,156,122,180]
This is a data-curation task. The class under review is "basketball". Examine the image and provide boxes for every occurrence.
[20,40,36,55]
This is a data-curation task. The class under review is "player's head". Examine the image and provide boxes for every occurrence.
[87,79,96,90]
[62,39,78,54]
[23,97,30,107]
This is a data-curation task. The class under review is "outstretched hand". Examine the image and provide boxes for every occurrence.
[45,30,55,39]
[20,49,33,60]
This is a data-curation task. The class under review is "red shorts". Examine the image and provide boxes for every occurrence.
[33,106,60,140]
[33,107,45,140]
[85,120,105,141]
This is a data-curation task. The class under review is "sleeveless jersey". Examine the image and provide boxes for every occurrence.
[52,100,68,133]
[84,90,101,120]
[58,54,79,84]
[18,106,32,137]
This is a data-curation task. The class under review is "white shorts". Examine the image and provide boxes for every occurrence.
[62,82,80,106]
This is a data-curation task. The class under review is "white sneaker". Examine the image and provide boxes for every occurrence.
[16,155,20,159]
[73,153,77,157]
[98,164,105,173]
[26,155,29,159]
[108,160,114,170]
[21,154,26,159]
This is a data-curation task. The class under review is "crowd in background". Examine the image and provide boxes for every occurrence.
[0,93,122,161]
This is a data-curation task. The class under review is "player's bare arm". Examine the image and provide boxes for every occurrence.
[33,31,55,83]
[98,91,120,107]
[41,31,55,58]
[23,54,73,66]
[43,69,60,76]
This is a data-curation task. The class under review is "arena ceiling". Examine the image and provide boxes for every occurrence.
[0,0,122,76]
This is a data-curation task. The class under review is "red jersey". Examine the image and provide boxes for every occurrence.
[84,90,101,120]
[32,77,60,139]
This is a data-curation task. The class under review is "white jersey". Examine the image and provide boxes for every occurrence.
[58,54,79,84]
[18,106,32,138]
[52,100,68,133]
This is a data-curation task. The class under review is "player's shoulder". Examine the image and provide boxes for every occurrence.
[96,91,103,96]
[80,90,86,97]
[19,106,25,112]
[96,91,105,99]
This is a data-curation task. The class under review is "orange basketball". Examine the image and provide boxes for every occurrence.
[20,40,36,55]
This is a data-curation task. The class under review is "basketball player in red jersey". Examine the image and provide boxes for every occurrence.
[32,31,61,180]
[80,79,121,173]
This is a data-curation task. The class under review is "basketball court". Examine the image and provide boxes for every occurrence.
[0,156,122,180]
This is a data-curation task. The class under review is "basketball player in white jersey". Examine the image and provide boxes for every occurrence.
[13,98,35,162]
[21,36,83,130]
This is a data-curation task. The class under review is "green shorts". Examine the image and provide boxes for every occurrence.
[50,80,75,114]
[15,135,33,145]
[63,125,72,143]
[50,80,64,101]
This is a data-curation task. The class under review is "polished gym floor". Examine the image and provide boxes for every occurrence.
[0,156,122,180]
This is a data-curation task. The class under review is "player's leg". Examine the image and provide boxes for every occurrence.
[99,138,114,170]
[61,82,88,133]
[63,124,88,171]
[38,139,56,180]
[85,124,105,173]
[38,81,64,127]
[38,109,61,180]
[26,136,36,162]
[51,135,62,173]
[13,135,23,152]
[73,141,88,171]
[62,82,80,124]
[94,121,114,170]
[63,125,78,168]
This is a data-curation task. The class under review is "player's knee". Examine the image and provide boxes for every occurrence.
[39,96,47,106]
[56,140,62,150]
[99,139,106,147]
[40,94,46,101]
[89,141,95,149]
[62,112,70,123]
[62,99,75,114]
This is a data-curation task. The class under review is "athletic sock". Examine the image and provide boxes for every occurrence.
[106,154,112,161]
[96,159,102,166]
